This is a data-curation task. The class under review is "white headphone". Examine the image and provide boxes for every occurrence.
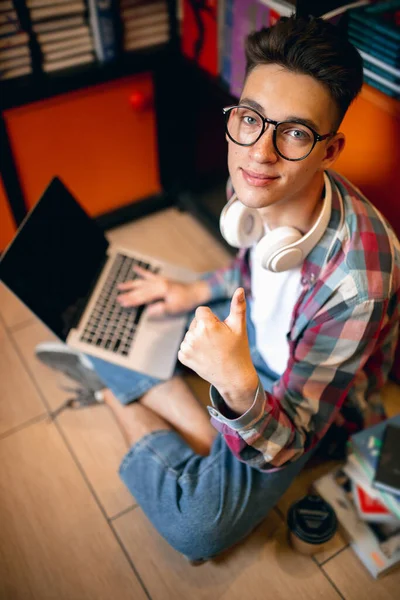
[219,172,332,273]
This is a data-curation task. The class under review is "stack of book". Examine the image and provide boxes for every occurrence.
[120,0,170,53]
[348,1,400,100]
[314,414,400,578]
[28,0,95,73]
[0,0,32,80]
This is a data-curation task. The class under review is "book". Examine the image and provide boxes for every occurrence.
[230,1,266,98]
[314,467,400,578]
[364,74,400,99]
[373,424,400,497]
[0,53,31,70]
[349,34,400,68]
[0,1,14,13]
[348,21,400,55]
[364,69,400,98]
[121,1,167,21]
[349,414,400,517]
[181,0,218,77]
[124,22,169,41]
[0,20,22,36]
[217,0,226,76]
[41,33,91,54]
[0,9,17,26]
[221,0,233,86]
[229,1,293,99]
[29,1,86,23]
[0,31,29,49]
[363,61,400,87]
[43,41,94,63]
[0,43,29,60]
[124,32,168,51]
[349,4,400,43]
[37,25,91,45]
[42,51,94,72]
[351,479,397,523]
[122,12,169,30]
[88,0,118,62]
[0,63,32,79]
[32,15,86,34]
[350,414,400,480]
[26,0,72,7]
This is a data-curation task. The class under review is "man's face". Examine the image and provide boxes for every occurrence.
[227,64,340,212]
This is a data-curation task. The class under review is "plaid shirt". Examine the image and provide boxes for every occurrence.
[202,170,400,471]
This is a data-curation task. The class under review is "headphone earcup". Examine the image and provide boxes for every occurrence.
[220,199,264,248]
[254,226,304,272]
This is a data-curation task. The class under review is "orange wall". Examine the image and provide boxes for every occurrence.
[3,73,161,217]
[0,175,17,252]
[334,84,400,236]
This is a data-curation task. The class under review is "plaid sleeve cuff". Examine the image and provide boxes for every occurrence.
[199,271,231,302]
[207,377,266,431]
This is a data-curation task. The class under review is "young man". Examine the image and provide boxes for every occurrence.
[37,16,400,562]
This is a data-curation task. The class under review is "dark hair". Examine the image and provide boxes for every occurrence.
[245,16,363,128]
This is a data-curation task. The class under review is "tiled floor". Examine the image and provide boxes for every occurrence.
[0,207,399,600]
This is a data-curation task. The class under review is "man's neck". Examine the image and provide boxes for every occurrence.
[259,171,326,234]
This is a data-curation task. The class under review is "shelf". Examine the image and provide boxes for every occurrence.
[0,43,178,111]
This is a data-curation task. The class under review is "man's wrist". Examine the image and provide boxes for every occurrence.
[216,369,259,416]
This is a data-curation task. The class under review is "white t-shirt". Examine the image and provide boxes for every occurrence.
[249,245,303,376]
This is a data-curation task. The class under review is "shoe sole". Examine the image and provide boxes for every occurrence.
[35,342,105,392]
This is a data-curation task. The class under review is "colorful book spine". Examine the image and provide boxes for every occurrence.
[348,6,400,43]
[349,414,400,514]
[88,0,118,62]
[349,33,400,68]
[348,22,400,55]
[229,0,293,98]
[181,0,218,77]
[362,56,400,84]
[221,0,233,86]
[229,1,268,98]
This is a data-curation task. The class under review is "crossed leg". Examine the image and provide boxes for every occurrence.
[103,375,217,456]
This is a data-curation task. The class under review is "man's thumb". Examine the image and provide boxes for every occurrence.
[225,287,246,331]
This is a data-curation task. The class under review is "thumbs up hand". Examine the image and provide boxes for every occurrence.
[178,288,259,411]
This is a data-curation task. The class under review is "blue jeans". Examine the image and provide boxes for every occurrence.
[88,300,315,560]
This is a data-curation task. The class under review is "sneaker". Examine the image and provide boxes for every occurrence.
[35,342,105,393]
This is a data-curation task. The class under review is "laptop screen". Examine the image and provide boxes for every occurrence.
[0,177,109,341]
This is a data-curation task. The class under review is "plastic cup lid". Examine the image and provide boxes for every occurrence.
[287,494,337,545]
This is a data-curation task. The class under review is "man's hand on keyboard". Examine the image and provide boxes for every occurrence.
[117,266,211,318]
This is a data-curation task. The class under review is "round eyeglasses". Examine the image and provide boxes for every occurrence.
[223,105,335,162]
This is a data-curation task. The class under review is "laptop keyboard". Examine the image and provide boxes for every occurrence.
[80,253,159,357]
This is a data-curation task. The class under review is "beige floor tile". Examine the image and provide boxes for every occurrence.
[58,405,135,518]
[323,546,400,600]
[12,320,136,518]
[0,282,35,329]
[0,419,148,600]
[11,320,70,413]
[0,320,47,436]
[113,506,341,600]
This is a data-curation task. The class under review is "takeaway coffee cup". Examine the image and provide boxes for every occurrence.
[287,494,337,555]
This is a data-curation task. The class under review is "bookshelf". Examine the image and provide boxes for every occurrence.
[0,0,181,250]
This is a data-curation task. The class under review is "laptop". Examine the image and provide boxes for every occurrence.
[0,177,198,379]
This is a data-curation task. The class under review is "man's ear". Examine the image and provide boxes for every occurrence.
[321,132,346,170]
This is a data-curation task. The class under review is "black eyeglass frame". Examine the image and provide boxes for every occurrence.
[222,105,336,162]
